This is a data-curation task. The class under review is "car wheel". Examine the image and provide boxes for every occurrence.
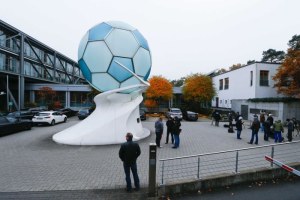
[64,117,67,123]
[26,124,32,130]
[51,120,55,126]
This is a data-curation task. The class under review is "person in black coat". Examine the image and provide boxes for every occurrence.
[236,116,243,139]
[119,132,141,192]
[165,117,174,144]
[172,117,181,149]
[264,119,271,141]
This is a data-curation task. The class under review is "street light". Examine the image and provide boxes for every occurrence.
[0,91,6,96]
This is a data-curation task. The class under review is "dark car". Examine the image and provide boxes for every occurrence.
[0,116,32,136]
[140,109,146,121]
[57,108,78,117]
[78,108,94,120]
[183,111,198,121]
[7,111,35,120]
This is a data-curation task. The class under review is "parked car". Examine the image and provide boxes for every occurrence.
[57,108,78,117]
[0,116,32,136]
[183,110,198,121]
[7,111,35,120]
[140,109,146,121]
[166,108,183,120]
[32,111,67,126]
[78,108,94,120]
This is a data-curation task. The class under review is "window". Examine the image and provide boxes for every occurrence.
[219,79,223,90]
[250,71,253,86]
[260,70,269,86]
[224,78,229,89]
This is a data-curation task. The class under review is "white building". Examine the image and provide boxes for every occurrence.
[211,62,282,109]
[210,62,300,120]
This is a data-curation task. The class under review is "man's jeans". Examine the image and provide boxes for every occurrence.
[123,163,140,190]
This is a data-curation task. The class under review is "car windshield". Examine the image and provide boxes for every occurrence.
[6,117,17,123]
[79,110,88,114]
[36,113,50,116]
[171,109,181,113]
[7,112,17,117]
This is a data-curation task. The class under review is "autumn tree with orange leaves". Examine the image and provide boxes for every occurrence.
[182,73,215,111]
[273,35,300,98]
[36,86,61,109]
[144,76,173,112]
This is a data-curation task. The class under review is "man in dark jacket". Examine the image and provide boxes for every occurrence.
[155,117,164,148]
[248,117,260,145]
[236,116,243,139]
[165,117,174,144]
[119,132,141,192]
[172,117,181,149]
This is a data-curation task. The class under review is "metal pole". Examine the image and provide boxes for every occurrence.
[161,161,164,185]
[271,146,274,168]
[197,156,200,179]
[148,143,157,197]
[235,150,239,173]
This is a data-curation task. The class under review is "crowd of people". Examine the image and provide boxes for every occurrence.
[118,112,298,192]
[211,110,299,145]
[155,116,181,149]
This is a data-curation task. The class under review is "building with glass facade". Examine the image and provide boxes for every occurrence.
[0,20,87,111]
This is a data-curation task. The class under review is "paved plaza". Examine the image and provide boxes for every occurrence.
[0,116,297,198]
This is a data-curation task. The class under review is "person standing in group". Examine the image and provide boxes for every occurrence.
[172,116,181,149]
[236,116,243,139]
[211,109,216,126]
[235,112,241,123]
[287,119,294,142]
[263,119,271,141]
[248,117,260,145]
[260,112,265,132]
[165,117,174,144]
[274,119,284,143]
[155,116,164,148]
[119,132,141,192]
[267,114,274,138]
[214,112,221,126]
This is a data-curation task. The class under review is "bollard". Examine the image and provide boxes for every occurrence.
[148,143,157,197]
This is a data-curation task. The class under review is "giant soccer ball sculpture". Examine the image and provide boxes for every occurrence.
[53,21,151,145]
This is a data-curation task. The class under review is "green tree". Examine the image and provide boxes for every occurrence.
[170,77,186,87]
[247,60,256,64]
[273,35,300,97]
[261,49,285,62]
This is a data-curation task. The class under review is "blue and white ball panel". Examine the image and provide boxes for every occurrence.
[120,76,142,94]
[108,57,133,82]
[78,32,89,59]
[89,22,112,41]
[78,59,92,82]
[106,21,135,31]
[105,29,139,58]
[133,47,151,78]
[83,41,112,73]
[92,73,120,92]
[132,30,149,50]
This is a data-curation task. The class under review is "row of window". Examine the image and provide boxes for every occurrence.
[0,29,82,78]
[219,70,270,90]
[0,53,80,84]
[219,78,229,90]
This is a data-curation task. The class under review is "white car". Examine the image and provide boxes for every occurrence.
[32,111,67,126]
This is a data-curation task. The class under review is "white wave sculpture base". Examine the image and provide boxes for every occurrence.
[52,87,150,145]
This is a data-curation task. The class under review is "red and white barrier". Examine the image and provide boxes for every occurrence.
[265,155,300,176]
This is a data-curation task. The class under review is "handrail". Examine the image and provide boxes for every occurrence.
[159,139,300,161]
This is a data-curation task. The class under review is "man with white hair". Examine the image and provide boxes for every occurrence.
[236,116,243,139]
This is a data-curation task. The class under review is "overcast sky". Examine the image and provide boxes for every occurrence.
[1,0,299,80]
